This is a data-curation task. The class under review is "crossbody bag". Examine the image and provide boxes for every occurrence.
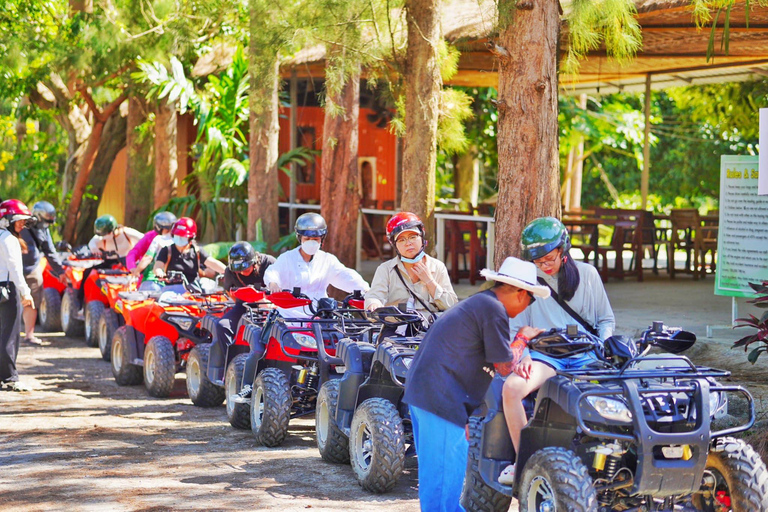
[536,277,599,337]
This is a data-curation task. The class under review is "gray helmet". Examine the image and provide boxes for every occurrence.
[153,211,178,233]
[295,212,327,241]
[32,201,56,224]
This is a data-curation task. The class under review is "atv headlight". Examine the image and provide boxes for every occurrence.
[587,396,633,423]
[292,333,317,349]
[709,391,728,419]
[167,315,194,331]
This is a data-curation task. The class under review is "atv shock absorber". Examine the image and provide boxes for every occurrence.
[596,443,624,507]
[305,363,319,393]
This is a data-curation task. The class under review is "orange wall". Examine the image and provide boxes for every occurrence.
[98,147,127,225]
[277,106,397,208]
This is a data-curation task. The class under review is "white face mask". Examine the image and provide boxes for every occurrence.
[301,239,321,256]
[173,236,189,247]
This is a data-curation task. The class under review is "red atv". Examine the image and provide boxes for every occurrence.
[95,273,137,361]
[38,258,67,332]
[232,289,369,447]
[59,253,104,338]
[110,276,232,398]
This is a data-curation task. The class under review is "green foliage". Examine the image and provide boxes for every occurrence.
[732,280,768,364]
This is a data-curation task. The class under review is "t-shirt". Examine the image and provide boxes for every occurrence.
[222,254,276,304]
[156,244,210,285]
[403,289,516,427]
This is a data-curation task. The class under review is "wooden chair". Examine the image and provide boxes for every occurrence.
[669,209,700,280]
[593,208,644,282]
[639,211,669,275]
[699,210,719,277]
[445,219,486,285]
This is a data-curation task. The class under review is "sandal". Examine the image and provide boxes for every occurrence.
[24,336,46,346]
[498,464,516,485]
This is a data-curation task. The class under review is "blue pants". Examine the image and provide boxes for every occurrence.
[409,405,467,512]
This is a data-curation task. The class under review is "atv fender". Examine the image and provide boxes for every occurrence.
[335,340,376,430]
[243,324,266,358]
[123,325,146,365]
[199,314,219,337]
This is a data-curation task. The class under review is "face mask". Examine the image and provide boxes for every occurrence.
[301,239,321,256]
[173,236,189,247]
[400,251,425,264]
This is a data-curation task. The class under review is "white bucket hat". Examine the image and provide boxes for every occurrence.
[480,257,551,299]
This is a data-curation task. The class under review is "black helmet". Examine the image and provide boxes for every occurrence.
[153,211,177,233]
[32,201,56,224]
[228,242,258,272]
[295,212,327,241]
[520,217,571,261]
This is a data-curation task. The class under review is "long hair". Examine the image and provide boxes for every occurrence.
[558,250,580,301]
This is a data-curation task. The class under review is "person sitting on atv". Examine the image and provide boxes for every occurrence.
[77,214,143,307]
[263,212,369,315]
[497,216,616,485]
[19,201,65,345]
[152,217,226,292]
[127,211,177,288]
[364,211,457,323]
[403,257,549,512]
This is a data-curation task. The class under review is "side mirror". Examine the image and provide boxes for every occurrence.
[651,329,696,354]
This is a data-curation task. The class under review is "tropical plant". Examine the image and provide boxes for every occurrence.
[733,281,768,364]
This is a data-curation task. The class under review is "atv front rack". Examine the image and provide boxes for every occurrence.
[561,354,731,382]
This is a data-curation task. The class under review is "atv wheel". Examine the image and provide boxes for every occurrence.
[61,288,84,338]
[692,437,768,511]
[349,398,405,493]
[144,336,176,398]
[111,326,142,386]
[518,447,597,512]
[98,309,120,361]
[85,301,105,347]
[225,353,250,429]
[250,368,291,447]
[40,288,62,332]
[316,379,349,463]
[187,343,225,407]
[461,416,513,512]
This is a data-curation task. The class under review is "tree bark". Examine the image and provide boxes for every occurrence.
[401,0,441,241]
[153,100,178,209]
[247,57,280,245]
[320,62,361,268]
[73,111,127,246]
[494,0,561,266]
[124,96,155,229]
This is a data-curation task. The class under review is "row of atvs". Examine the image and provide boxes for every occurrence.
[38,251,768,511]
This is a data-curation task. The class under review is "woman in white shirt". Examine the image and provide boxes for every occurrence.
[0,199,35,391]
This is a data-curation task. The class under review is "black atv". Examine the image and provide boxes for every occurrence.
[461,322,768,512]
[236,289,372,447]
[314,306,429,494]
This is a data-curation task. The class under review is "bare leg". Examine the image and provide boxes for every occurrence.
[22,306,37,339]
[502,362,556,452]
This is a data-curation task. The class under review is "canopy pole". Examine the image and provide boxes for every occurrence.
[641,74,651,210]
[289,68,298,228]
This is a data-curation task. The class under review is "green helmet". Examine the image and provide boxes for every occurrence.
[520,217,570,261]
[94,214,118,236]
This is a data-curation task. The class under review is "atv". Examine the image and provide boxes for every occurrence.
[314,305,428,494]
[95,272,137,361]
[461,322,768,512]
[39,258,67,332]
[235,288,370,447]
[59,251,104,338]
[110,273,232,398]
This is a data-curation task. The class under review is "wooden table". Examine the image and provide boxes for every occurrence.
[562,217,603,268]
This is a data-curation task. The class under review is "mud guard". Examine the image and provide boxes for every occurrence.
[241,324,266,387]
[335,340,377,430]
[124,325,146,365]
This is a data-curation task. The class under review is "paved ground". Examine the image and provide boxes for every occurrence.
[2,270,766,512]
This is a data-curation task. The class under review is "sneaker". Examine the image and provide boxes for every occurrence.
[75,308,85,321]
[230,384,252,404]
[24,336,46,346]
[498,464,516,485]
[1,381,27,392]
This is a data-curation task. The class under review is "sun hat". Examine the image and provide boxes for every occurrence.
[480,257,551,299]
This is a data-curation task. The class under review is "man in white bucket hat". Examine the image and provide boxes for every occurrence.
[403,257,549,511]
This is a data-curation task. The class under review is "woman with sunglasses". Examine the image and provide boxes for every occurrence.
[364,211,457,319]
[497,216,615,485]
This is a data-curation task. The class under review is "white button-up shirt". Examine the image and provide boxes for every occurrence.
[0,229,32,298]
[264,247,369,315]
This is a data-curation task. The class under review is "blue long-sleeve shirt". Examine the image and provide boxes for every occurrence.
[20,226,65,277]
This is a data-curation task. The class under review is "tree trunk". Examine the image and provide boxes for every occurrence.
[494,0,561,266]
[124,96,155,229]
[320,62,361,268]
[73,111,128,246]
[153,100,178,209]
[247,56,280,245]
[454,148,479,209]
[401,0,441,241]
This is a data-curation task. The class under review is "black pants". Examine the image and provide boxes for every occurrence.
[209,302,246,377]
[0,283,21,383]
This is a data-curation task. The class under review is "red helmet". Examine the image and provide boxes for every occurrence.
[171,217,197,239]
[386,211,425,244]
[0,199,33,229]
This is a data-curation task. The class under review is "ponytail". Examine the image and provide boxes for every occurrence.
[19,236,28,253]
[557,250,580,301]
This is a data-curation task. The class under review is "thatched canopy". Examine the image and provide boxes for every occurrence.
[279,0,768,95]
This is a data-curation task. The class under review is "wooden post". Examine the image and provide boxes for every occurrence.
[641,74,652,210]
[289,69,298,228]
[569,93,588,211]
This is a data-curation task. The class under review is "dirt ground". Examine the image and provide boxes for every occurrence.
[4,275,768,512]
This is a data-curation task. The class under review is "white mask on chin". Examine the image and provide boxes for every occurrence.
[173,236,189,248]
[301,239,321,255]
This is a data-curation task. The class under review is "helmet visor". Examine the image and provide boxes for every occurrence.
[229,259,253,272]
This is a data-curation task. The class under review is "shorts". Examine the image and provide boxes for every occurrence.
[24,263,44,308]
[530,350,600,372]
